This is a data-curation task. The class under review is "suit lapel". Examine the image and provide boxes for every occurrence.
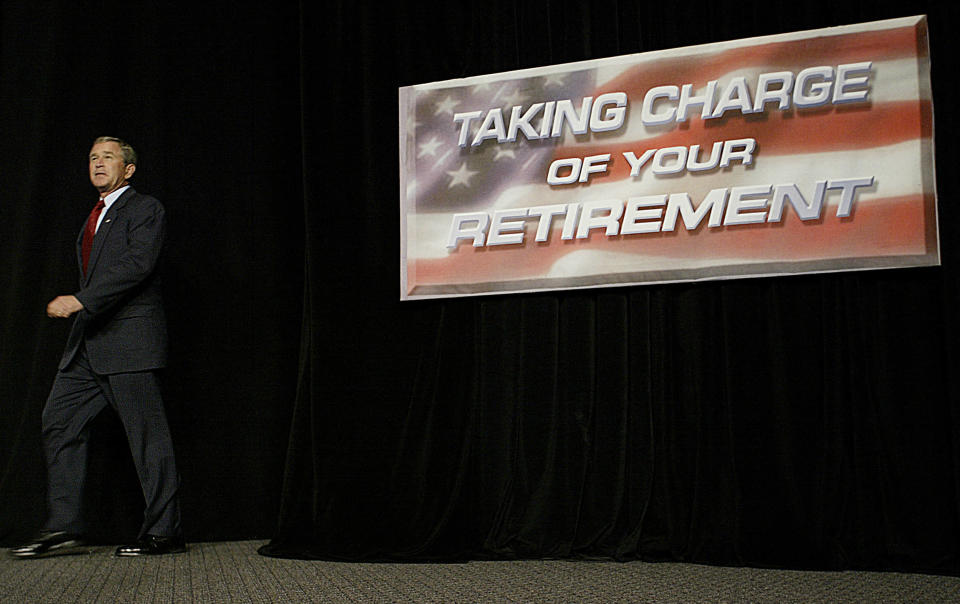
[83,188,136,285]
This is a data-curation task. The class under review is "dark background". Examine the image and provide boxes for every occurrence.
[2,1,959,575]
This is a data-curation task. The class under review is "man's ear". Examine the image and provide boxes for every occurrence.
[124,163,136,180]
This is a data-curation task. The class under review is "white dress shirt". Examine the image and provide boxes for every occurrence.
[95,185,130,232]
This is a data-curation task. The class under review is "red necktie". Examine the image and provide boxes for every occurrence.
[81,198,106,275]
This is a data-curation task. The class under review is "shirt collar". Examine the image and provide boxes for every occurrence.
[101,185,130,210]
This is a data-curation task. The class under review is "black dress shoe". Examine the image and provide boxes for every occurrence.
[9,531,87,559]
[115,535,186,557]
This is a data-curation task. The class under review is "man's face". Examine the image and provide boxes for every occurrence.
[89,141,135,195]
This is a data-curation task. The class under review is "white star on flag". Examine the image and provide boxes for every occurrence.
[434,95,460,116]
[446,162,478,188]
[543,73,566,87]
[501,88,526,108]
[418,136,443,158]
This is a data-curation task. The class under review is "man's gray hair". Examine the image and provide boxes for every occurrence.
[93,136,138,166]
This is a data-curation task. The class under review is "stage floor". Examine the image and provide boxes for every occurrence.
[2,539,959,602]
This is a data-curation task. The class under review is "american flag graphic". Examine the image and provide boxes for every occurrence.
[399,15,937,300]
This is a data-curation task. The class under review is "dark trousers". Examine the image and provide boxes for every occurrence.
[41,345,182,538]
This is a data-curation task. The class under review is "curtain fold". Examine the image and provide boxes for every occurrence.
[158,0,960,573]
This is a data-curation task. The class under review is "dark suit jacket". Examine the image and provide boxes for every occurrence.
[59,187,168,375]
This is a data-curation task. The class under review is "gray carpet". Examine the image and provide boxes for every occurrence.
[3,540,960,602]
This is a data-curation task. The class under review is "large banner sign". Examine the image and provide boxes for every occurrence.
[399,16,937,300]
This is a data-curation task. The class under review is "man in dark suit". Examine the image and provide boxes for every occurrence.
[10,137,185,558]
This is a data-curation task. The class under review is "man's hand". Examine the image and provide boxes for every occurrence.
[47,295,84,319]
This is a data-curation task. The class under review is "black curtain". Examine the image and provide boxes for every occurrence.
[3,0,960,575]
[0,2,303,543]
[263,1,960,575]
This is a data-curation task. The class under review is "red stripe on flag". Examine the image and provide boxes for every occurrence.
[564,100,930,182]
